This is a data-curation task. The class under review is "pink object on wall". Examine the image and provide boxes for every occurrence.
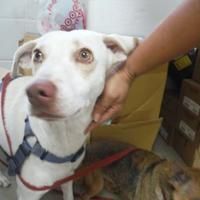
[37,0,86,34]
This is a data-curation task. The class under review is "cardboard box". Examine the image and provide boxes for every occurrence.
[193,48,200,83]
[160,120,175,145]
[177,106,200,142]
[193,147,200,168]
[172,79,200,166]
[159,90,179,145]
[173,129,198,166]
[179,79,200,117]
[161,90,179,114]
[168,48,197,89]
[92,64,168,150]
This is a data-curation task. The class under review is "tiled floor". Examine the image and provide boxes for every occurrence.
[0,135,183,200]
[152,135,184,163]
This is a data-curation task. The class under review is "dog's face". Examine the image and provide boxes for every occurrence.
[12,30,138,120]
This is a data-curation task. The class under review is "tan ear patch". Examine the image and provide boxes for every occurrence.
[11,41,36,78]
[103,38,125,53]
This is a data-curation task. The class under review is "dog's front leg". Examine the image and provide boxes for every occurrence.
[61,181,74,200]
[0,170,10,187]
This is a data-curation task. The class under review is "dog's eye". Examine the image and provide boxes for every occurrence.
[33,49,43,63]
[77,48,93,63]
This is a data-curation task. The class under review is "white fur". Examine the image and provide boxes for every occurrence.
[0,30,138,200]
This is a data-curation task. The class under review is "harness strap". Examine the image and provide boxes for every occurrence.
[24,117,85,164]
[8,139,32,176]
[18,147,139,191]
[8,117,85,176]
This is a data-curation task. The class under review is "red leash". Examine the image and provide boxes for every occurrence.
[1,73,13,156]
[0,73,12,167]
[0,73,140,199]
[18,147,139,191]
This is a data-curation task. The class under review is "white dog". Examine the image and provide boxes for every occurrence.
[0,30,138,200]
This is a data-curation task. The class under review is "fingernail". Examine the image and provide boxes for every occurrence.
[103,119,112,125]
[93,114,100,122]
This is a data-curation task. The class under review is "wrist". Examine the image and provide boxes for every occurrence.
[121,62,137,84]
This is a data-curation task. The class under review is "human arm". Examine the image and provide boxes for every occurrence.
[86,0,200,132]
[124,0,200,78]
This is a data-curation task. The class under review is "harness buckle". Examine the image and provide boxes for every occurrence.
[31,142,48,160]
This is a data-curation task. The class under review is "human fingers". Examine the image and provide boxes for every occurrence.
[85,104,122,133]
[84,120,99,133]
[92,95,115,122]
[97,104,122,124]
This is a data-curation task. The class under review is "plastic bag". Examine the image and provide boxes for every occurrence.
[37,0,86,34]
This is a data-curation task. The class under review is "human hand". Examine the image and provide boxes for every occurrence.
[85,67,134,133]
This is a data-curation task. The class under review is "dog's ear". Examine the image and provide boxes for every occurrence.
[168,168,200,200]
[11,40,37,78]
[169,169,191,189]
[168,162,190,187]
[103,35,141,76]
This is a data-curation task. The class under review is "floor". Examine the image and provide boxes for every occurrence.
[0,135,183,200]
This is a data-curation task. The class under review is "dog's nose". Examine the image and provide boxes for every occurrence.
[26,80,56,105]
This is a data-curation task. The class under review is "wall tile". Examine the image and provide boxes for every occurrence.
[26,0,40,20]
[25,20,39,33]
[0,0,185,65]
[0,19,25,60]
[0,60,12,69]
[0,0,26,19]
[25,20,38,33]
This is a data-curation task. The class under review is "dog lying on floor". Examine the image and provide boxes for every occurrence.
[0,30,139,200]
[75,138,200,200]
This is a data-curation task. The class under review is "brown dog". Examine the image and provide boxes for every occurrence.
[75,138,200,200]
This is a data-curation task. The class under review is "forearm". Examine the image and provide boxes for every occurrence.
[125,0,200,79]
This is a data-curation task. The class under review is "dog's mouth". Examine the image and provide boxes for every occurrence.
[29,106,65,121]
[30,107,81,121]
[34,112,66,121]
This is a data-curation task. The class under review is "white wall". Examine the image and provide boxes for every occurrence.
[0,0,39,68]
[0,0,183,69]
[86,0,183,36]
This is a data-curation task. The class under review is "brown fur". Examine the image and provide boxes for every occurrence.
[75,138,200,200]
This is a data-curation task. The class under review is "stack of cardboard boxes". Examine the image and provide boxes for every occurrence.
[160,49,200,167]
[174,51,200,167]
[160,50,196,147]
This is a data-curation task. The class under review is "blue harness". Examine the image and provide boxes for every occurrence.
[0,73,85,176]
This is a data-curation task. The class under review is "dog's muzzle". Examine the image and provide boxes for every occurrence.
[26,80,61,119]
